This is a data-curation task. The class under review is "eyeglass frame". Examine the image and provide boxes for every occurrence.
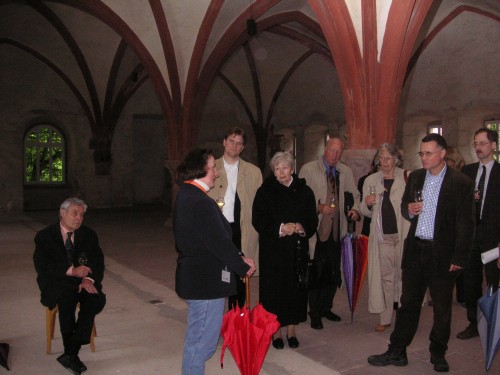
[472,141,492,148]
[378,156,394,162]
[417,148,443,158]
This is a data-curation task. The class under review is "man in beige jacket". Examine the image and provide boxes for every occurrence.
[208,127,262,308]
[299,137,360,329]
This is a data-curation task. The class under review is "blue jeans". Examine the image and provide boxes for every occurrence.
[182,298,225,375]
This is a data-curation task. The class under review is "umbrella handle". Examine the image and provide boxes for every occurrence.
[245,275,250,307]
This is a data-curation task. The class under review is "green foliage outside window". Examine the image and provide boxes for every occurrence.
[24,126,65,184]
[486,121,499,161]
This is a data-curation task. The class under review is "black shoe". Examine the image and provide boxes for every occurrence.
[272,338,284,349]
[75,355,87,372]
[431,355,449,372]
[57,353,82,375]
[286,335,299,348]
[323,311,341,321]
[310,316,323,329]
[456,323,479,339]
[367,349,408,367]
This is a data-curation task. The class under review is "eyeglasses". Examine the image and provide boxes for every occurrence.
[378,157,394,162]
[417,149,443,158]
[472,141,492,147]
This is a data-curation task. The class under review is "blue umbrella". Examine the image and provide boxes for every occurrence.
[478,286,500,373]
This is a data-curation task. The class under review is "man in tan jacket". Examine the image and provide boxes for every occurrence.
[299,137,360,329]
[208,127,262,308]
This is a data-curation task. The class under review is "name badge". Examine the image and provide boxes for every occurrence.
[222,269,231,283]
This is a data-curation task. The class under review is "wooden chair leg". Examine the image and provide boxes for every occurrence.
[46,306,58,354]
[90,321,96,352]
[45,304,97,353]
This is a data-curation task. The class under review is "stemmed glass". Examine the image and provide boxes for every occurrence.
[474,188,480,202]
[414,189,423,203]
[329,196,337,209]
[216,196,225,210]
[77,251,88,266]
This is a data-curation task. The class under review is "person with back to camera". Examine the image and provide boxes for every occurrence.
[174,148,256,375]
[34,197,106,375]
[252,151,318,349]
[360,143,410,333]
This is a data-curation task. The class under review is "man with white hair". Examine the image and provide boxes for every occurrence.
[34,197,106,375]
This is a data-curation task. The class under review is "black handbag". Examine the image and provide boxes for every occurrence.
[294,239,311,290]
[308,237,336,290]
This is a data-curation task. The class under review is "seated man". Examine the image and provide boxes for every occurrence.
[34,197,106,375]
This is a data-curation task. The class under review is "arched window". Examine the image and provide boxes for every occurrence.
[24,125,65,184]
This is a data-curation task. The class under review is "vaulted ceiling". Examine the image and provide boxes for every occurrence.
[1,0,499,167]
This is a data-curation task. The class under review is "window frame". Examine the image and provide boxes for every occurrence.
[24,124,66,185]
[427,122,443,135]
[485,120,499,161]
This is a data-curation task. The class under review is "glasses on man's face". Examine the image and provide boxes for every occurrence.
[417,149,442,158]
[472,141,491,148]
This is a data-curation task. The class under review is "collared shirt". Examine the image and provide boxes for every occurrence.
[476,159,495,219]
[415,165,447,240]
[222,158,239,223]
[193,179,210,192]
[322,158,336,178]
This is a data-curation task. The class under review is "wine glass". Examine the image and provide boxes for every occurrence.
[369,185,376,197]
[414,189,423,203]
[329,196,337,209]
[368,185,377,205]
[77,251,88,266]
[474,188,480,202]
[216,196,225,209]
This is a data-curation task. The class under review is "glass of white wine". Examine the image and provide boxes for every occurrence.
[329,196,336,209]
[414,189,423,203]
[216,196,225,210]
[369,185,376,197]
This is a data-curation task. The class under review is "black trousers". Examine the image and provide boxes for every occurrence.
[58,287,106,355]
[308,232,341,318]
[228,221,245,309]
[390,239,458,357]
[463,244,500,325]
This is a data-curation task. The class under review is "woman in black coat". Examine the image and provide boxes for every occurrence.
[252,151,318,349]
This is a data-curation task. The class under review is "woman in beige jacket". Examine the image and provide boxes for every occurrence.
[360,144,411,332]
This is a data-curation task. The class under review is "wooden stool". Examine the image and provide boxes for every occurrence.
[46,305,97,354]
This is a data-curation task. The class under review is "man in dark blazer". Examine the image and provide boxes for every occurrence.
[174,148,256,375]
[34,197,105,375]
[368,134,475,373]
[457,128,500,339]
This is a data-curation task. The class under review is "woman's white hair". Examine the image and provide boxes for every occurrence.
[269,151,295,171]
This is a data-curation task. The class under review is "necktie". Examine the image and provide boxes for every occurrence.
[476,165,486,222]
[65,232,74,264]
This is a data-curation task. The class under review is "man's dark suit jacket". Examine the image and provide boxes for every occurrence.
[33,224,105,309]
[401,167,475,273]
[462,161,500,250]
[174,183,250,300]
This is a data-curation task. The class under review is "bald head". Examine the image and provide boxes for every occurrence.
[323,137,344,167]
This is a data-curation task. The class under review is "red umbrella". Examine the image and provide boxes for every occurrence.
[341,233,369,322]
[220,276,280,375]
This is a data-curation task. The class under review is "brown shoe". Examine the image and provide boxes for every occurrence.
[375,324,391,332]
